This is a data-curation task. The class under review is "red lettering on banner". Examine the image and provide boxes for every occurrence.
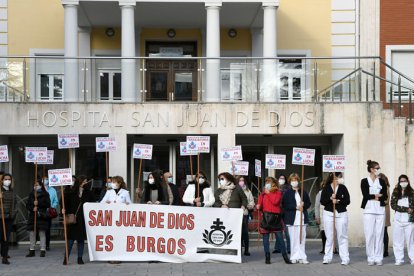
[167,238,176,254]
[158,213,164,228]
[126,236,134,252]
[147,237,156,252]
[149,212,157,228]
[177,239,186,255]
[89,210,97,226]
[89,210,112,226]
[157,237,166,253]
[105,235,113,251]
[136,236,145,252]
[187,214,195,230]
[96,235,103,251]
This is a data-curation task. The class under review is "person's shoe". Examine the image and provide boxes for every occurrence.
[26,250,35,257]
[244,251,251,256]
[78,257,84,265]
[410,261,414,266]
[395,261,403,266]
[265,253,271,264]
[46,246,50,251]
[323,259,330,264]
[282,253,292,264]
[341,260,349,266]
[299,259,310,264]
[383,251,389,257]
[367,261,375,266]
[40,251,46,257]
[376,261,383,266]
[291,259,298,264]
[319,250,325,255]
[2,258,10,265]
[272,249,281,254]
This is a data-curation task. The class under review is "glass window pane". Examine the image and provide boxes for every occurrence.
[113,73,122,100]
[100,72,109,100]
[174,72,192,101]
[40,74,49,99]
[53,75,63,99]
[148,72,168,100]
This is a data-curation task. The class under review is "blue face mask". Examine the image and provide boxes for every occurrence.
[265,183,272,191]
[168,177,173,183]
[44,179,49,186]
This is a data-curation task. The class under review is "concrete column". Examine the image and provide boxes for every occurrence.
[217,132,236,175]
[205,2,221,102]
[261,1,279,102]
[120,1,136,102]
[79,27,91,101]
[63,0,79,102]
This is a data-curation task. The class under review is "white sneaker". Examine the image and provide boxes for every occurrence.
[299,259,310,264]
[341,261,349,266]
[395,261,403,266]
[410,262,414,266]
[376,261,383,266]
[367,261,375,266]
[323,260,330,264]
[291,259,298,264]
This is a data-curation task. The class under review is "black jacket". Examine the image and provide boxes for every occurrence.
[360,177,388,209]
[282,188,311,225]
[26,189,50,231]
[168,183,181,206]
[321,184,350,213]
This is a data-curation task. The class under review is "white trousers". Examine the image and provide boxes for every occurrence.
[29,230,46,251]
[393,220,414,263]
[363,213,385,263]
[288,225,307,261]
[323,211,349,263]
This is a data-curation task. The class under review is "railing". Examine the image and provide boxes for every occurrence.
[0,56,412,123]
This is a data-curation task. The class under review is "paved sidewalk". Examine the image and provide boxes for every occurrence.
[0,241,412,275]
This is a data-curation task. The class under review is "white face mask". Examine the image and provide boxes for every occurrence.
[3,180,11,187]
[337,178,345,185]
[111,182,119,190]
[199,178,205,184]
[265,183,271,191]
[43,179,49,186]
[148,178,155,185]
[106,182,112,188]
[278,179,286,185]
[400,182,409,189]
[167,177,173,183]
[291,181,299,188]
[219,179,227,186]
[374,169,381,176]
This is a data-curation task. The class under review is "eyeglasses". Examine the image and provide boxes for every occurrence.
[374,167,381,170]
[219,178,225,181]
[199,176,205,179]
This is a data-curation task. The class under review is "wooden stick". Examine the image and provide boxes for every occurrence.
[43,165,46,179]
[257,176,261,249]
[61,187,69,265]
[232,161,235,176]
[197,153,200,198]
[0,195,6,241]
[137,159,142,190]
[332,174,337,253]
[105,152,109,180]
[34,162,38,236]
[189,155,193,177]
[299,164,304,244]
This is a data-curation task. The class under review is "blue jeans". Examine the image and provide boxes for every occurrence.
[263,233,271,254]
[67,239,85,258]
[274,224,290,253]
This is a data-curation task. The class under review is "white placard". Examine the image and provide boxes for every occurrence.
[84,203,243,263]
[292,147,316,166]
[322,155,346,172]
[186,136,210,154]
[25,147,48,163]
[180,142,197,156]
[96,137,117,152]
[58,134,80,149]
[133,144,153,160]
[265,154,286,170]
[48,168,73,186]
[220,146,243,161]
[229,161,249,176]
[0,145,9,162]
[254,159,261,177]
[38,150,54,165]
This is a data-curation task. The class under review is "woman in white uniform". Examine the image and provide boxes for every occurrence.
[360,160,387,266]
[182,171,215,207]
[390,174,414,266]
[320,172,350,265]
[101,175,131,204]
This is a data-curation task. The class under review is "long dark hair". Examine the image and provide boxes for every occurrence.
[325,172,343,186]
[144,170,165,202]
[34,178,47,193]
[393,174,413,199]
[366,160,379,173]
[1,173,14,190]
[217,172,236,186]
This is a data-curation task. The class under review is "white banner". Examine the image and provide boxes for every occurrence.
[186,136,210,154]
[265,154,286,170]
[84,203,242,263]
[96,137,117,152]
[292,147,316,166]
[322,155,346,172]
[25,147,48,163]
[229,161,249,176]
[133,144,153,160]
[0,145,9,162]
[48,168,73,186]
[38,150,54,165]
[220,146,242,161]
[254,159,261,177]
[58,134,80,149]
[180,142,197,156]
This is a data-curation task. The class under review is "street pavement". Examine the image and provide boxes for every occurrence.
[0,241,413,275]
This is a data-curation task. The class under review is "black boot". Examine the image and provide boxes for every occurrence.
[78,257,84,265]
[244,248,251,256]
[26,250,35,257]
[40,251,46,257]
[282,253,292,264]
[2,258,10,265]
[265,253,271,264]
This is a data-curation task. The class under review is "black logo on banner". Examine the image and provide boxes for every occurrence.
[202,218,233,247]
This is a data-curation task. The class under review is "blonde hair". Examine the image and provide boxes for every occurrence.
[264,177,279,192]
[288,173,301,184]
[112,175,127,189]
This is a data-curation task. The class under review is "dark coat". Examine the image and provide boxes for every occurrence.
[360,178,388,209]
[63,187,95,241]
[213,185,248,208]
[321,184,350,213]
[26,189,50,231]
[282,188,311,225]
[168,183,182,206]
[0,188,17,220]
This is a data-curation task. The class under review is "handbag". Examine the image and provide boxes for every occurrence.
[47,208,58,219]
[260,212,283,231]
[65,201,82,225]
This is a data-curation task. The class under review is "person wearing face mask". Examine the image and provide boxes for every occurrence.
[26,178,50,258]
[257,177,291,264]
[43,176,58,251]
[183,172,215,207]
[320,172,350,265]
[360,160,387,266]
[142,170,170,205]
[101,176,131,205]
[213,172,247,210]
[390,174,414,266]
[164,172,181,206]
[237,176,255,256]
[0,173,17,265]
[62,175,95,265]
[273,174,291,255]
[99,177,112,202]
[378,173,391,258]
[282,173,311,264]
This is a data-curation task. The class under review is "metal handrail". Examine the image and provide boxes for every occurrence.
[318,67,362,96]
[379,59,414,86]
[361,69,414,91]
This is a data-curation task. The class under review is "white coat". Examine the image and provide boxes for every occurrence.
[182,184,215,207]
[101,188,132,204]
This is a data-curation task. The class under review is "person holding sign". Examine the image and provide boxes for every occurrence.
[390,174,414,266]
[101,176,131,205]
[43,175,59,251]
[62,176,95,265]
[320,172,351,265]
[360,160,388,266]
[273,174,291,255]
[0,173,17,265]
[213,172,247,210]
[99,177,112,202]
[26,179,50,258]
[237,176,255,257]
[142,170,171,205]
[282,173,311,264]
[183,172,215,207]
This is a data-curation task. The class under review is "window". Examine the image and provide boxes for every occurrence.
[99,70,121,101]
[39,74,63,101]
[278,58,305,101]
[386,46,414,101]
